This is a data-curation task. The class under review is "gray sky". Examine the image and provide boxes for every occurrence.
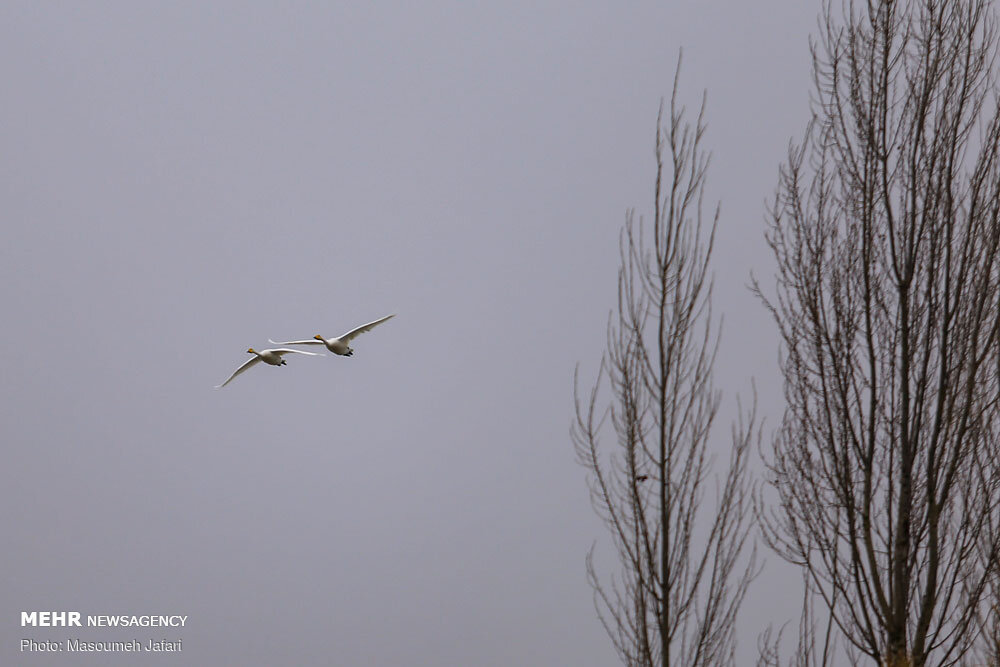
[1,2,816,665]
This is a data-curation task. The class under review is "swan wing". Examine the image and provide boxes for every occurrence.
[338,314,395,342]
[269,348,324,357]
[215,356,261,389]
[267,338,324,346]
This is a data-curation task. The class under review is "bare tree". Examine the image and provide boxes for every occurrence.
[573,61,758,667]
[754,1,1000,665]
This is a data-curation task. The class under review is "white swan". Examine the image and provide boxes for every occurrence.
[269,314,395,357]
[215,347,324,388]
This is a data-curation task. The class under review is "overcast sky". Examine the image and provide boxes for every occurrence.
[2,2,817,665]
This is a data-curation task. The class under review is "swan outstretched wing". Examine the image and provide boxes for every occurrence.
[269,348,324,357]
[338,314,395,342]
[215,357,261,389]
[268,338,325,346]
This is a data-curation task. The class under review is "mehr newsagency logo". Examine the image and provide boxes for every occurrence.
[20,610,186,654]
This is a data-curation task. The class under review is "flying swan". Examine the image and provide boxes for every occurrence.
[269,314,395,357]
[215,347,324,388]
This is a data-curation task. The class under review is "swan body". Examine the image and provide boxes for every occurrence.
[270,314,395,357]
[215,347,324,388]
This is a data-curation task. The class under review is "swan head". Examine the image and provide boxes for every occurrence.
[247,347,256,354]
[313,335,324,341]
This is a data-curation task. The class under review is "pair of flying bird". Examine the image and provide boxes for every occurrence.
[215,314,394,388]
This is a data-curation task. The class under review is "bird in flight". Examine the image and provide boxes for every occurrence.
[269,314,395,357]
[215,347,324,388]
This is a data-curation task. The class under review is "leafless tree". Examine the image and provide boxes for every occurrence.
[573,61,759,667]
[754,1,1000,665]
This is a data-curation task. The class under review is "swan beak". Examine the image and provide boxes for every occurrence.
[313,335,323,340]
[247,348,255,354]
